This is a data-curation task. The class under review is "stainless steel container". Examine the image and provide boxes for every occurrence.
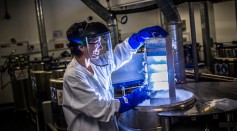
[52,69,65,79]
[58,57,72,67]
[218,48,237,58]
[214,57,237,77]
[30,61,45,71]
[30,70,52,109]
[117,89,195,131]
[50,78,67,130]
[11,67,32,111]
[117,38,195,130]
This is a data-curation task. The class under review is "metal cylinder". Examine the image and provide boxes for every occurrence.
[168,23,186,83]
[11,67,32,111]
[218,48,226,57]
[107,17,119,47]
[188,2,199,81]
[58,57,72,68]
[30,61,45,71]
[118,110,162,131]
[51,69,65,79]
[34,0,48,57]
[200,2,213,71]
[50,78,67,130]
[117,37,195,130]
[30,70,52,109]
[155,0,186,83]
[117,89,195,130]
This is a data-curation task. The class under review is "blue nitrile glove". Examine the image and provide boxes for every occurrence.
[117,86,150,114]
[128,26,169,49]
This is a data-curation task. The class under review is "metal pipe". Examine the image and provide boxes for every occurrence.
[81,0,119,46]
[200,2,213,72]
[81,0,111,22]
[155,0,186,85]
[235,0,237,30]
[155,0,180,22]
[188,2,199,81]
[166,35,176,99]
[34,0,48,57]
[160,11,168,31]
[107,18,119,48]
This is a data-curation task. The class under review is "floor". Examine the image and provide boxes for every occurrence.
[170,116,223,131]
[1,107,236,131]
[0,108,37,131]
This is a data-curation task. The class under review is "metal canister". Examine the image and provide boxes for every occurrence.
[30,70,52,109]
[183,44,193,64]
[58,57,72,67]
[225,49,233,57]
[11,67,32,111]
[30,61,45,71]
[118,38,195,130]
[118,89,195,131]
[50,78,67,130]
[52,69,65,79]
[218,48,226,57]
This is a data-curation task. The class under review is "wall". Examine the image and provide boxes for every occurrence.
[177,2,217,61]
[0,0,102,105]
[117,10,161,40]
[214,1,237,42]
[0,0,236,105]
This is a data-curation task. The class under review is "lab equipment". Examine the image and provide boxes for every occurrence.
[116,37,195,131]
[30,70,52,109]
[50,78,67,130]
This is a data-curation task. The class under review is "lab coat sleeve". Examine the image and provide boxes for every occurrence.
[64,74,121,122]
[112,38,137,71]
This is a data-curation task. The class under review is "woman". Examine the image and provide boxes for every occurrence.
[63,21,168,131]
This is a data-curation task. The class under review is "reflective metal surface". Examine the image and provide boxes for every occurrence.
[50,78,67,130]
[30,70,52,109]
[118,89,195,131]
[136,89,195,112]
[158,82,237,117]
[51,69,65,79]
[30,61,45,71]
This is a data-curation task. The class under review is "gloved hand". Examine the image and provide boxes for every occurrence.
[128,26,168,49]
[117,86,150,114]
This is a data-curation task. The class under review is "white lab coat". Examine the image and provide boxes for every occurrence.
[63,38,137,131]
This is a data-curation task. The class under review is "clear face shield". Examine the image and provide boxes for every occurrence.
[85,33,114,66]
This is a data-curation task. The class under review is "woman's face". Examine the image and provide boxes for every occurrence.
[84,33,113,66]
[87,36,103,59]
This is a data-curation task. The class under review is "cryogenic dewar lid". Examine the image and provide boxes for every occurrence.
[136,89,195,112]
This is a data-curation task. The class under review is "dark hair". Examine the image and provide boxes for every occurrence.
[66,21,110,45]
[67,42,84,58]
[66,21,110,58]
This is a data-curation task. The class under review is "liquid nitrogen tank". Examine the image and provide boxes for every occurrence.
[117,37,195,131]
